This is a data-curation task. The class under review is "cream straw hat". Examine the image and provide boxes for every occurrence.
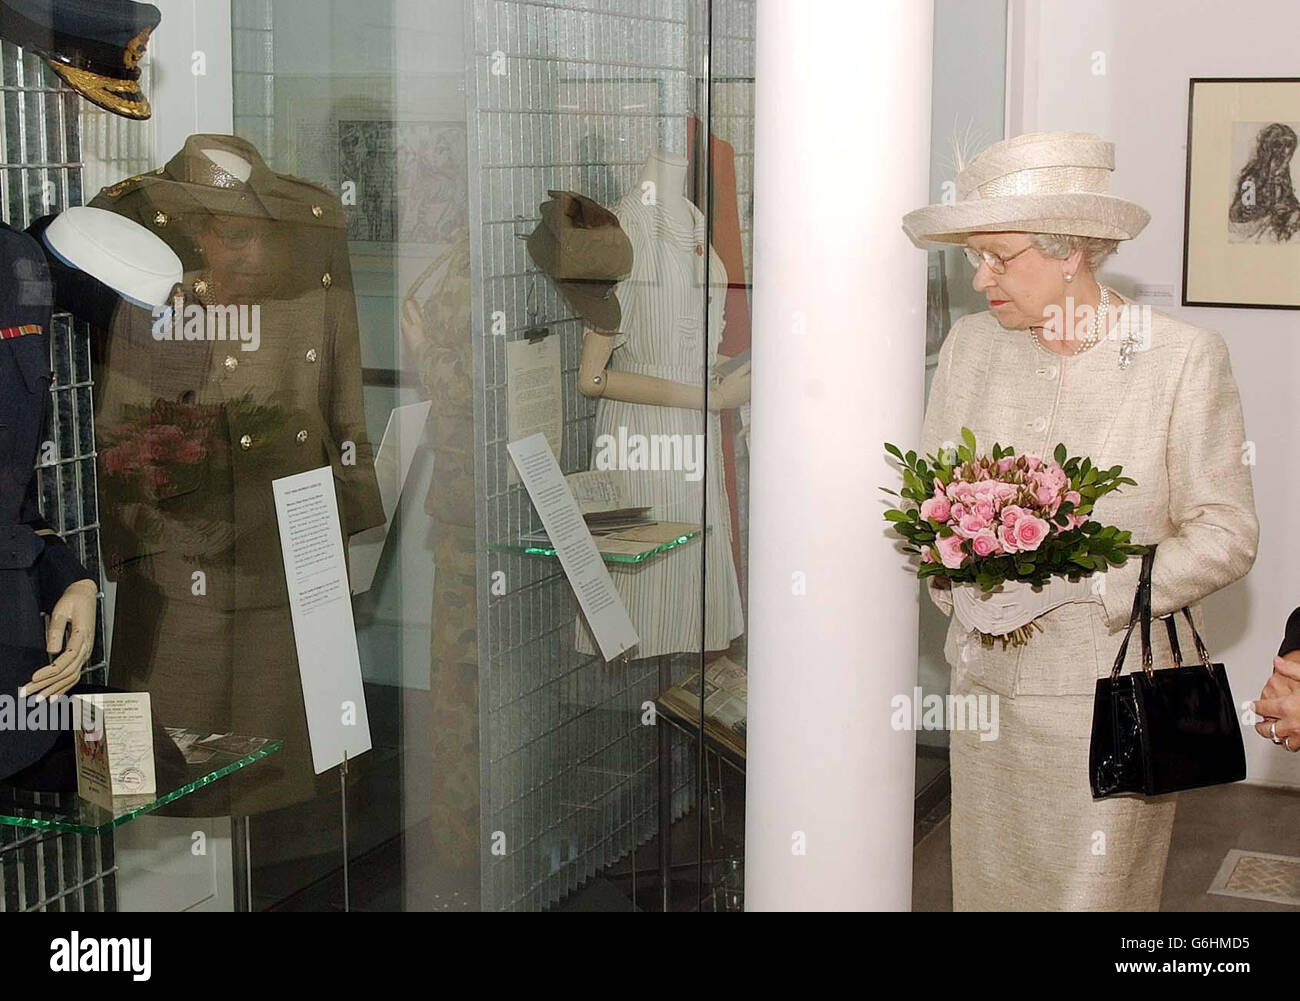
[901,131,1150,247]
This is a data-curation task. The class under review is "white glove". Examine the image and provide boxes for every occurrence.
[952,576,1100,635]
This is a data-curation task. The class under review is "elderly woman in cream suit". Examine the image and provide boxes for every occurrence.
[902,132,1259,911]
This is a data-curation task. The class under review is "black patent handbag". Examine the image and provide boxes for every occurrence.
[1089,543,1247,798]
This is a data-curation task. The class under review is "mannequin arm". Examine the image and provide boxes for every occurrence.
[577,327,706,410]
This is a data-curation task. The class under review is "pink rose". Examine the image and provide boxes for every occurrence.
[1013,515,1050,551]
[974,500,995,522]
[997,456,1016,473]
[1064,489,1081,510]
[956,513,988,538]
[921,546,935,563]
[970,530,1001,557]
[920,495,951,523]
[950,503,966,521]
[1023,454,1043,471]
[1000,504,1026,529]
[996,523,1019,553]
[937,533,967,569]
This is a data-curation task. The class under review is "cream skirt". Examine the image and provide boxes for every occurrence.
[948,668,1178,911]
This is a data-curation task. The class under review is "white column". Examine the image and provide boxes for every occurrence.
[745,0,934,910]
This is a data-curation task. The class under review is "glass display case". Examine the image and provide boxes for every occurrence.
[0,0,755,913]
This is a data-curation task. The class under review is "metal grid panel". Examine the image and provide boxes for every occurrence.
[0,42,115,913]
[468,0,758,911]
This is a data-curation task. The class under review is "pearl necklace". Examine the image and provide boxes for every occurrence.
[1031,284,1110,358]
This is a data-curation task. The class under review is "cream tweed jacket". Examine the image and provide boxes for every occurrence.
[920,305,1259,695]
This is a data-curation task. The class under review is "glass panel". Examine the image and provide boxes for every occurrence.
[3,0,755,914]
[916,0,1007,833]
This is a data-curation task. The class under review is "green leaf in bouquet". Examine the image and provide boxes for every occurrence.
[880,486,900,496]
[884,442,904,462]
[962,427,977,453]
[1116,477,1137,486]
[905,449,917,468]
[957,445,971,464]
[1054,442,1067,465]
[1016,562,1034,574]
[1080,521,1101,535]
[1054,512,1070,526]
[1081,457,1091,476]
[884,509,910,523]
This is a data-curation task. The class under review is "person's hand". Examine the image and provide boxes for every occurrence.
[707,368,750,411]
[1253,653,1300,751]
[951,576,1098,635]
[25,579,98,701]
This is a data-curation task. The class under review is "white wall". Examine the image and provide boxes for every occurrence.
[150,0,234,159]
[1009,0,1300,787]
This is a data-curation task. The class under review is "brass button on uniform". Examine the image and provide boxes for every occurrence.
[193,278,209,296]
[296,429,309,445]
[305,348,318,363]
[153,210,168,227]
[312,205,323,218]
[321,273,332,289]
[239,434,252,450]
[223,355,238,371]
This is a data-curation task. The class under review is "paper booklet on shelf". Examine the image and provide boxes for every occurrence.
[657,656,748,759]
[73,692,157,808]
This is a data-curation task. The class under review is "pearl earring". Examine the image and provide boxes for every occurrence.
[1064,272,1074,282]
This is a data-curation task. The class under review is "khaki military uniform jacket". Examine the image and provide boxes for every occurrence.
[88,134,384,814]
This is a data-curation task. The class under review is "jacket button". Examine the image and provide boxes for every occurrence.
[224,355,238,371]
[153,211,168,227]
[193,279,209,296]
[322,273,332,289]
[305,348,318,363]
[239,434,252,450]
[312,205,323,218]
[296,429,309,444]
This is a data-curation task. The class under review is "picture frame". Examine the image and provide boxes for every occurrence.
[1182,77,1300,309]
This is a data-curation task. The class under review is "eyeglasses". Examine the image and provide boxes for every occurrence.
[962,243,1033,275]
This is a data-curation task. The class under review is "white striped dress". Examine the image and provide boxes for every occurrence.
[574,189,745,659]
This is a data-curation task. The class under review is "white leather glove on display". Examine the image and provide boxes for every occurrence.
[951,576,1101,635]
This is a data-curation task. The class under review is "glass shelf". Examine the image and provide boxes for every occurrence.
[491,525,702,565]
[0,737,283,836]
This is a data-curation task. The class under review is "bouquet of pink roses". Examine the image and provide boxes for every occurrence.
[882,427,1147,646]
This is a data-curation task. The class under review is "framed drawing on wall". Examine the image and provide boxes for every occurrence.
[1183,77,1300,309]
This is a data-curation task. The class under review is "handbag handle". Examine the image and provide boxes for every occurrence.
[1109,545,1157,680]
[1110,542,1215,679]
[1161,607,1214,671]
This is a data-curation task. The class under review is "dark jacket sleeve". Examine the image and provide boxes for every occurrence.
[20,473,94,614]
[1280,608,1300,658]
